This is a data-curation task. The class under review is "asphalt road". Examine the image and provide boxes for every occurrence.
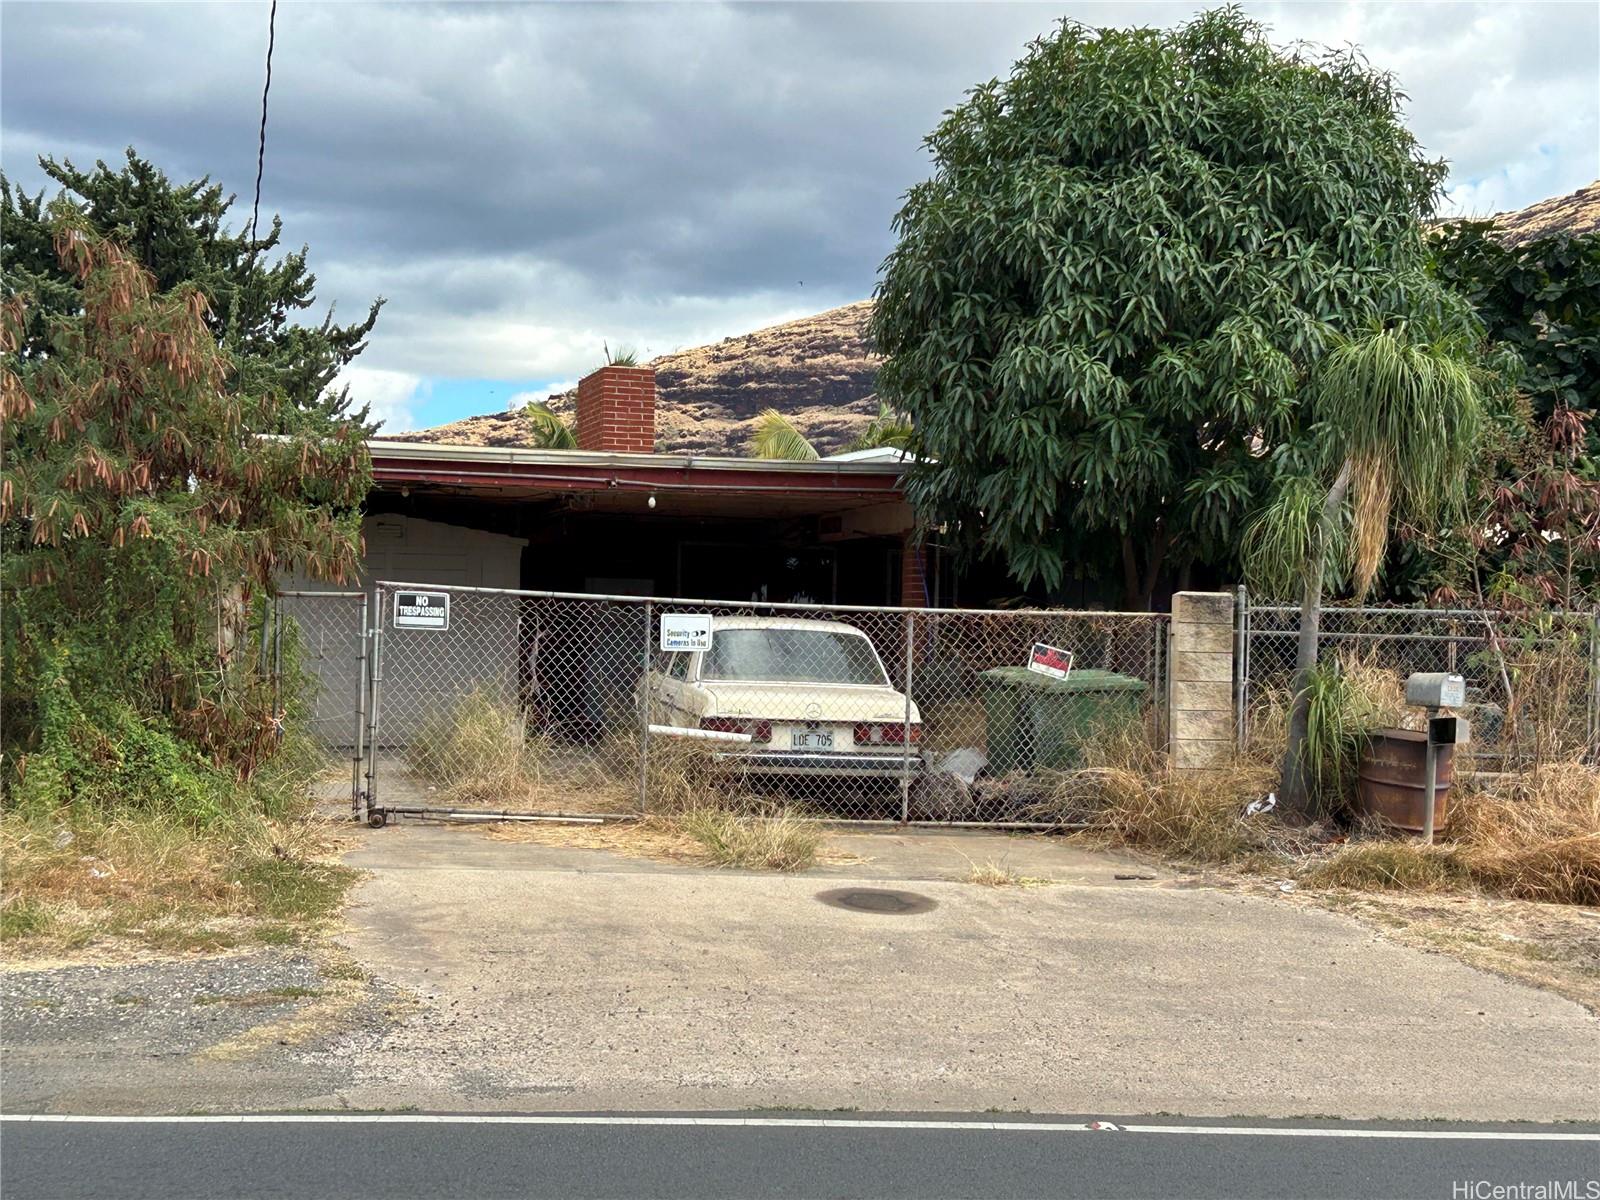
[4,1114,1597,1200]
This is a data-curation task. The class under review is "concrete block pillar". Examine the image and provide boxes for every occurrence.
[1170,591,1235,769]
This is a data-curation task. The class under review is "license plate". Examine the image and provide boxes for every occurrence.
[790,729,835,751]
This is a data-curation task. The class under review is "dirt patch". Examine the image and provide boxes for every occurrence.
[1225,876,1600,1014]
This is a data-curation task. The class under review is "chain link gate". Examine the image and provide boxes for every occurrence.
[363,581,1169,828]
[272,591,369,816]
[1238,596,1600,771]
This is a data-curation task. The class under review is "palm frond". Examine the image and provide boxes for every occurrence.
[1241,474,1346,599]
[522,402,577,450]
[1315,326,1482,595]
[847,402,915,452]
[751,409,819,461]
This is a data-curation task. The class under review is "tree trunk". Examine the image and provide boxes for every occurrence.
[1120,524,1169,611]
[1279,461,1352,819]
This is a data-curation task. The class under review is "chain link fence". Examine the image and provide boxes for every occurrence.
[273,590,368,814]
[1241,599,1600,770]
[363,581,1169,826]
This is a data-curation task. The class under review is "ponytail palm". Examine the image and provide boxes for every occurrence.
[1247,325,1483,815]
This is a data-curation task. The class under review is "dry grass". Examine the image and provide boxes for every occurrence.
[673,809,823,872]
[1021,724,1288,864]
[642,734,750,815]
[485,815,705,862]
[484,810,863,874]
[1304,839,1470,892]
[959,857,1053,888]
[0,808,356,960]
[1308,761,1600,906]
[406,688,545,806]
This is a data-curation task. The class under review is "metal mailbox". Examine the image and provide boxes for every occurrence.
[1404,672,1465,710]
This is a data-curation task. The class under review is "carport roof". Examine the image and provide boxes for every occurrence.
[367,438,910,518]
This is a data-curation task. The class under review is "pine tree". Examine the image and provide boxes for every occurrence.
[2,148,383,434]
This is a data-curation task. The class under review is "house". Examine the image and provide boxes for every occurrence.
[355,360,941,609]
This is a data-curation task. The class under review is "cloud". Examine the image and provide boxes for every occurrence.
[506,380,578,413]
[4,1,1595,408]
[339,367,425,434]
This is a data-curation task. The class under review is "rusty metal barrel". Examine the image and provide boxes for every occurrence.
[1356,728,1453,833]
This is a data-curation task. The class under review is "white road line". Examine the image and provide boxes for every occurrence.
[2,1115,1595,1141]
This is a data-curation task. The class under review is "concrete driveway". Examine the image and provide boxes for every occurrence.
[337,824,1600,1121]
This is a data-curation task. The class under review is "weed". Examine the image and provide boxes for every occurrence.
[110,993,147,1005]
[1038,729,1284,864]
[406,688,543,805]
[964,859,1025,886]
[0,804,356,958]
[959,857,1052,887]
[678,809,821,872]
[318,956,368,983]
[1299,656,1401,811]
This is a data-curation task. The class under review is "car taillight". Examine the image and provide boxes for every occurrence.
[699,717,771,744]
[853,722,921,745]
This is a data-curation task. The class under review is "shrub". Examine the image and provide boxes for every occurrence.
[1297,653,1405,813]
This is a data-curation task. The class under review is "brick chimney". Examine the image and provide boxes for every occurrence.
[574,363,656,454]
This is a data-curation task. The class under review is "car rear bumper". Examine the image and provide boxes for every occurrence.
[712,750,920,776]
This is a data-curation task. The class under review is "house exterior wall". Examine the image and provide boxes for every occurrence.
[281,514,528,748]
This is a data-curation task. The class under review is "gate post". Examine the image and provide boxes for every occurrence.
[639,600,652,815]
[1171,591,1236,770]
[900,610,914,823]
[352,594,368,820]
[1234,584,1249,755]
[364,616,384,823]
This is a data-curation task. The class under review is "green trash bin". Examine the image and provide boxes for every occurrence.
[977,666,1148,773]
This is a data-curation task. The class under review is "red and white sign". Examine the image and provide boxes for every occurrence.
[1028,642,1073,680]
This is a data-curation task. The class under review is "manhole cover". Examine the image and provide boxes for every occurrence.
[816,887,937,915]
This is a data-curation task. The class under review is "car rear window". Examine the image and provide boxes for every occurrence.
[701,628,887,686]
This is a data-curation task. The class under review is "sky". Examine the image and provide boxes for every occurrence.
[4,2,1597,434]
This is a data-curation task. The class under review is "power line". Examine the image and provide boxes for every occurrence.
[248,0,278,250]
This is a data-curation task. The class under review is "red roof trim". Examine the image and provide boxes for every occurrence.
[370,455,905,498]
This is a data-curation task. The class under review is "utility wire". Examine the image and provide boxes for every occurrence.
[247,0,278,251]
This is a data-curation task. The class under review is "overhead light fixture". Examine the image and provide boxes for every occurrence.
[647,494,657,509]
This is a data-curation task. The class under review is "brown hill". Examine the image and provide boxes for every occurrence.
[393,183,1600,454]
[1487,179,1600,246]
[390,301,882,457]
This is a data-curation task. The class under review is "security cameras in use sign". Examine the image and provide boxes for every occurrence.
[660,613,712,652]
[393,590,450,630]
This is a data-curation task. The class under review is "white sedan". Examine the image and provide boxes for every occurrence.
[644,617,923,778]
